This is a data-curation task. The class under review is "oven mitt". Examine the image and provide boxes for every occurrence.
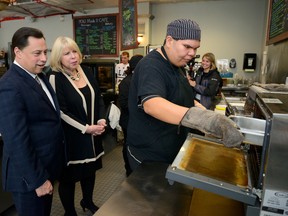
[180,107,244,147]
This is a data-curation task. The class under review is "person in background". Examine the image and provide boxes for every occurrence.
[48,36,106,216]
[118,54,143,177]
[0,27,65,216]
[115,51,130,93]
[126,19,244,171]
[188,52,223,110]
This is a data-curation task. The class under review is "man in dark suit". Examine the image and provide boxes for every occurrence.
[0,27,65,216]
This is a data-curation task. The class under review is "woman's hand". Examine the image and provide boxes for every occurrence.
[86,124,106,136]
[97,119,107,127]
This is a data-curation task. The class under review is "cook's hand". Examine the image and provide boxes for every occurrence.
[35,180,53,197]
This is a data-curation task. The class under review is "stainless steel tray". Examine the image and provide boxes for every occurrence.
[165,133,258,205]
[230,116,266,146]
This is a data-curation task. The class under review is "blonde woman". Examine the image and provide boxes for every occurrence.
[188,52,223,110]
[48,36,106,216]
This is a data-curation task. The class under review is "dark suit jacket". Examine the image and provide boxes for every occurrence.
[0,63,65,193]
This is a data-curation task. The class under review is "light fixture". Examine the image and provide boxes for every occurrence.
[137,34,143,44]
[0,0,10,11]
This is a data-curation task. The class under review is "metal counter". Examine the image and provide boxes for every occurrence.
[222,85,249,97]
[94,162,193,216]
[222,85,249,91]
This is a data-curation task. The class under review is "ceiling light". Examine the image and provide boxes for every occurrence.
[137,34,144,43]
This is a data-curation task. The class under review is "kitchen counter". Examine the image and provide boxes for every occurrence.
[94,162,193,216]
[222,85,249,91]
[222,85,249,97]
[94,161,245,216]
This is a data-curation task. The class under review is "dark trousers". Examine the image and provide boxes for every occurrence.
[58,174,96,215]
[127,148,141,171]
[12,190,53,216]
[122,128,132,176]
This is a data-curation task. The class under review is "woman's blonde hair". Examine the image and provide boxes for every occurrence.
[202,52,216,70]
[50,36,83,73]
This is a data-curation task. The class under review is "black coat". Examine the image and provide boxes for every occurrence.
[47,66,105,166]
[194,67,223,110]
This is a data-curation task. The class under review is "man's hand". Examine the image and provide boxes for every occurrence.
[35,180,53,197]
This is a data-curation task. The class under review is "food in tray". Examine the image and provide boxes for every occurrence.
[179,137,248,187]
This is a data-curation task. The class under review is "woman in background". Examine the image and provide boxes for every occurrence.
[188,52,223,110]
[48,36,106,216]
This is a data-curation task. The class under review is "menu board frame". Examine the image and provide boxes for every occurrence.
[266,0,288,45]
[73,14,119,57]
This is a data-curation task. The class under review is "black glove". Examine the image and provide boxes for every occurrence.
[181,107,244,147]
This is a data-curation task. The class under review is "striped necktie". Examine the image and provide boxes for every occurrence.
[35,75,41,85]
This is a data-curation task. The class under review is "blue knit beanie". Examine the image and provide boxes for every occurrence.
[166,19,201,41]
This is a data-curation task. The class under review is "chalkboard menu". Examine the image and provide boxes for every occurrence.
[267,0,288,45]
[73,14,118,56]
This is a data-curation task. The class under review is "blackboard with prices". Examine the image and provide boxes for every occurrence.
[267,0,288,45]
[74,14,119,57]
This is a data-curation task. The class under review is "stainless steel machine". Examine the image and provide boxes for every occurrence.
[166,84,288,216]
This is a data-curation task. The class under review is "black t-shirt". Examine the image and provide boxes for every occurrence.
[126,49,195,164]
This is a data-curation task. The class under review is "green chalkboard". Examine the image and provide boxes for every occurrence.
[267,0,288,45]
[73,14,119,56]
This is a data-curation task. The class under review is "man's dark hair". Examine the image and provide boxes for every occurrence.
[12,27,45,51]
